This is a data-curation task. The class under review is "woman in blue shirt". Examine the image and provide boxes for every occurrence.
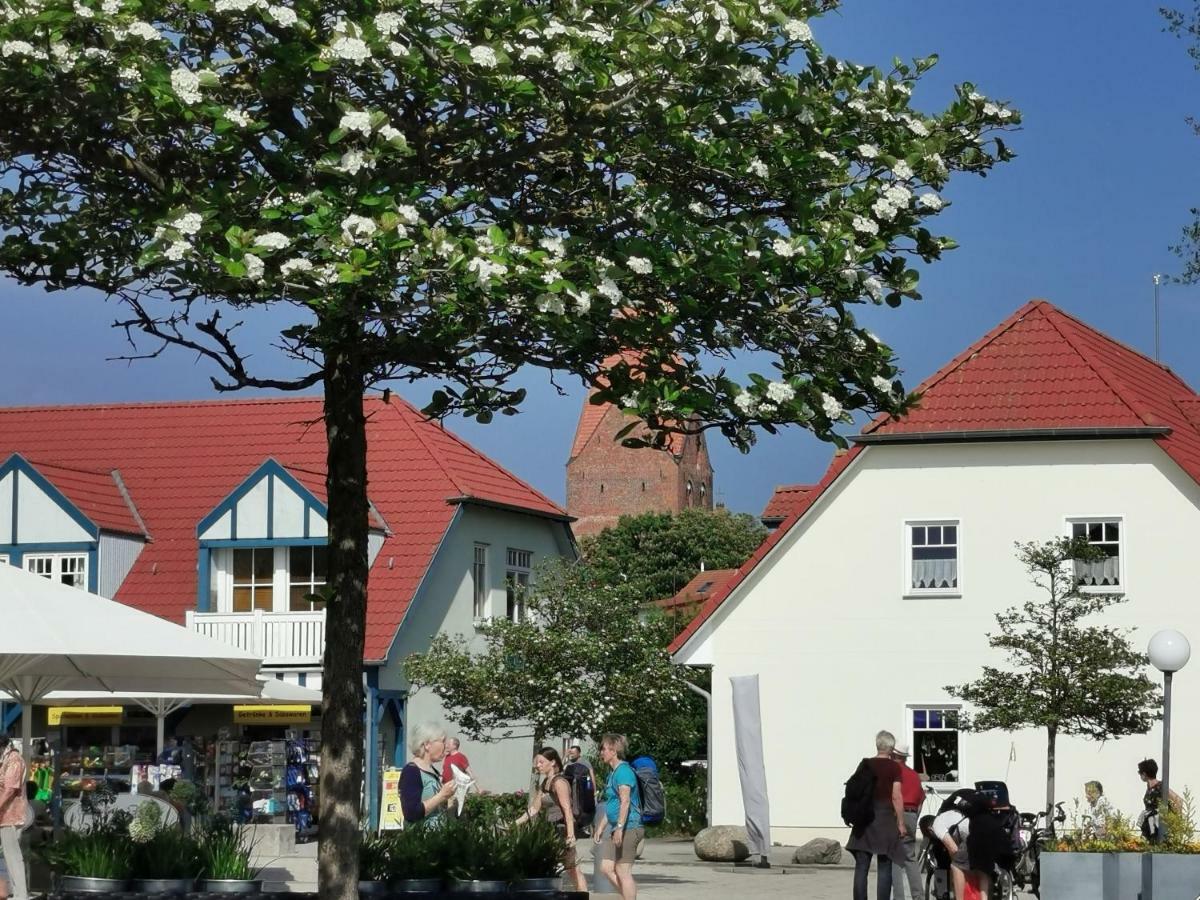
[593,733,642,900]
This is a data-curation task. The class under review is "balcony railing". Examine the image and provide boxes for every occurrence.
[185,609,326,667]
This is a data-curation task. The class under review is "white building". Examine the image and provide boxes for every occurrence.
[0,395,576,826]
[671,300,1200,843]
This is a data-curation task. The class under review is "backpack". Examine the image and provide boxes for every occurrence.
[630,756,665,826]
[562,763,596,833]
[840,759,877,829]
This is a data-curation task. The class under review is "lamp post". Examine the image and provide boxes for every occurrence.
[1148,629,1191,802]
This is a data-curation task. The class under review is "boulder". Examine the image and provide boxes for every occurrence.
[693,825,751,862]
[792,837,844,865]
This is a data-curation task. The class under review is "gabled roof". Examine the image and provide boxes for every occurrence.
[760,483,817,526]
[655,568,738,613]
[0,396,566,661]
[670,300,1200,657]
[4,456,146,537]
[569,351,687,459]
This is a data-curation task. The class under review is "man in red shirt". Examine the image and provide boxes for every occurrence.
[891,741,928,900]
[441,737,476,785]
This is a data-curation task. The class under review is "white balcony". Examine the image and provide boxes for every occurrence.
[186,609,326,667]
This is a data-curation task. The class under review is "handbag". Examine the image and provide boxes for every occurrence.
[21,799,35,831]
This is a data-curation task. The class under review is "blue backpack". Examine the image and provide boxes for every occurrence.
[630,756,665,826]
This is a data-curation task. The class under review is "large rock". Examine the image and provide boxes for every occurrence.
[792,837,844,865]
[693,825,751,862]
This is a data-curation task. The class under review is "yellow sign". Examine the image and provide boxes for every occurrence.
[380,767,404,830]
[48,706,123,726]
[232,704,311,724]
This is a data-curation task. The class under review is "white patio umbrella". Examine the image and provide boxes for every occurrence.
[21,678,323,755]
[0,564,263,761]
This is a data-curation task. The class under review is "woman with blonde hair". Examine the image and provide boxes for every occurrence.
[399,723,457,827]
[593,733,642,900]
[513,747,587,892]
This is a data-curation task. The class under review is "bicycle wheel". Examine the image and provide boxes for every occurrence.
[990,869,1014,900]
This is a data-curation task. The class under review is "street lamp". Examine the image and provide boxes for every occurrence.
[1148,629,1191,802]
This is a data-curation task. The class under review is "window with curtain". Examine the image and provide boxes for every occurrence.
[910,706,961,784]
[1070,519,1121,588]
[909,521,959,592]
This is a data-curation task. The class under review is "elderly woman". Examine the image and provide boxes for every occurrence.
[846,730,906,900]
[593,734,642,900]
[1084,781,1114,837]
[399,723,457,827]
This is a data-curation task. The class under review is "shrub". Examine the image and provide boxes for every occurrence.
[41,828,133,879]
[645,767,707,837]
[462,790,528,824]
[359,833,391,883]
[507,818,564,879]
[387,823,442,880]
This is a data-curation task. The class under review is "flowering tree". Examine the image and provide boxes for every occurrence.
[404,558,693,753]
[0,0,1017,891]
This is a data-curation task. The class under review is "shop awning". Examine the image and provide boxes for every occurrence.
[0,564,263,760]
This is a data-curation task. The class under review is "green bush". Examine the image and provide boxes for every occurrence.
[646,768,707,837]
[359,833,391,883]
[462,790,529,824]
[387,823,443,880]
[132,826,201,880]
[507,818,565,879]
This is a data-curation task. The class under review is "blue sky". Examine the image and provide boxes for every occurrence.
[2,0,1200,516]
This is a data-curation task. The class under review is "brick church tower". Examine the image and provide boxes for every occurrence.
[566,391,715,539]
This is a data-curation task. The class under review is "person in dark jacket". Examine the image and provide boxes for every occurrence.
[846,730,906,900]
[399,723,456,826]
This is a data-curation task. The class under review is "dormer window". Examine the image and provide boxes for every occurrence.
[289,545,329,611]
[26,552,87,589]
[232,547,274,612]
[214,545,327,613]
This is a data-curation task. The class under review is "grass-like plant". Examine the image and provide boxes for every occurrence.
[133,825,202,879]
[387,824,442,881]
[442,817,514,882]
[41,828,134,879]
[197,818,261,880]
[359,833,391,883]
[507,818,564,879]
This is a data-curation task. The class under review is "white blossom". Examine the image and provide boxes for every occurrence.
[848,333,866,352]
[872,375,894,394]
[925,153,948,177]
[223,108,253,128]
[907,118,930,137]
[467,257,508,281]
[820,393,843,419]
[254,232,290,250]
[2,40,37,57]
[852,216,878,236]
[571,290,592,314]
[337,149,373,175]
[816,150,839,165]
[734,391,758,415]
[884,183,912,207]
[772,237,800,258]
[73,1,94,16]
[374,11,402,34]
[552,50,575,73]
[518,46,544,60]
[118,65,141,81]
[539,236,565,257]
[747,157,769,178]
[340,214,378,244]
[328,36,371,63]
[892,160,914,180]
[857,144,879,159]
[537,295,565,315]
[626,256,652,275]
[339,110,372,135]
[917,192,944,211]
[243,254,265,282]
[100,0,118,11]
[766,381,795,403]
[612,71,633,87]
[470,45,497,67]
[172,212,203,235]
[170,67,202,105]
[124,20,161,40]
[280,257,313,277]
[783,18,812,42]
[268,5,296,25]
[872,197,899,221]
[863,275,884,301]
[164,241,192,261]
[396,204,420,225]
[596,277,622,301]
[389,41,410,57]
[378,125,402,142]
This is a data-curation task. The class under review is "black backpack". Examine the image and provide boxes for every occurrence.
[562,762,596,833]
[841,759,877,829]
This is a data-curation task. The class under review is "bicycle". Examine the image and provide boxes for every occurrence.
[1010,801,1065,898]
[920,846,1014,900]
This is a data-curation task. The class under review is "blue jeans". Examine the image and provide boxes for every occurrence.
[852,849,893,900]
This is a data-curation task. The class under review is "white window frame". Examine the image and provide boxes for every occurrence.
[1066,516,1124,593]
[287,545,328,612]
[212,546,329,613]
[906,703,962,787]
[472,543,489,622]
[505,548,532,623]
[904,519,961,598]
[25,552,88,590]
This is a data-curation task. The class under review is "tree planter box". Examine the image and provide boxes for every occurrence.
[1142,852,1200,900]
[1101,853,1142,900]
[1040,852,1104,900]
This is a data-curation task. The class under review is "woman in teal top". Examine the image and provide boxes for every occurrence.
[399,722,456,826]
[593,733,643,899]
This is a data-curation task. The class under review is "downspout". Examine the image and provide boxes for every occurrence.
[683,678,713,827]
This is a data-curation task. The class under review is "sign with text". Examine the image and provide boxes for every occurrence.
[380,767,403,830]
[232,704,311,725]
[48,706,124,726]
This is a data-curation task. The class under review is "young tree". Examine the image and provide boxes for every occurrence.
[0,0,1018,892]
[404,557,695,755]
[946,537,1161,818]
[583,507,767,604]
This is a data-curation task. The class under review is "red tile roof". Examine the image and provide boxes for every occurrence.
[0,396,566,661]
[670,300,1200,656]
[655,568,738,613]
[23,460,147,536]
[569,352,686,459]
[760,483,817,525]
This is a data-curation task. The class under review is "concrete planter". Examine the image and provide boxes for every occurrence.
[1039,851,1104,900]
[1141,852,1200,900]
[1100,852,1142,900]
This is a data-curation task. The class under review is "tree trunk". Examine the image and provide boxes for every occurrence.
[1045,724,1057,833]
[317,338,370,900]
